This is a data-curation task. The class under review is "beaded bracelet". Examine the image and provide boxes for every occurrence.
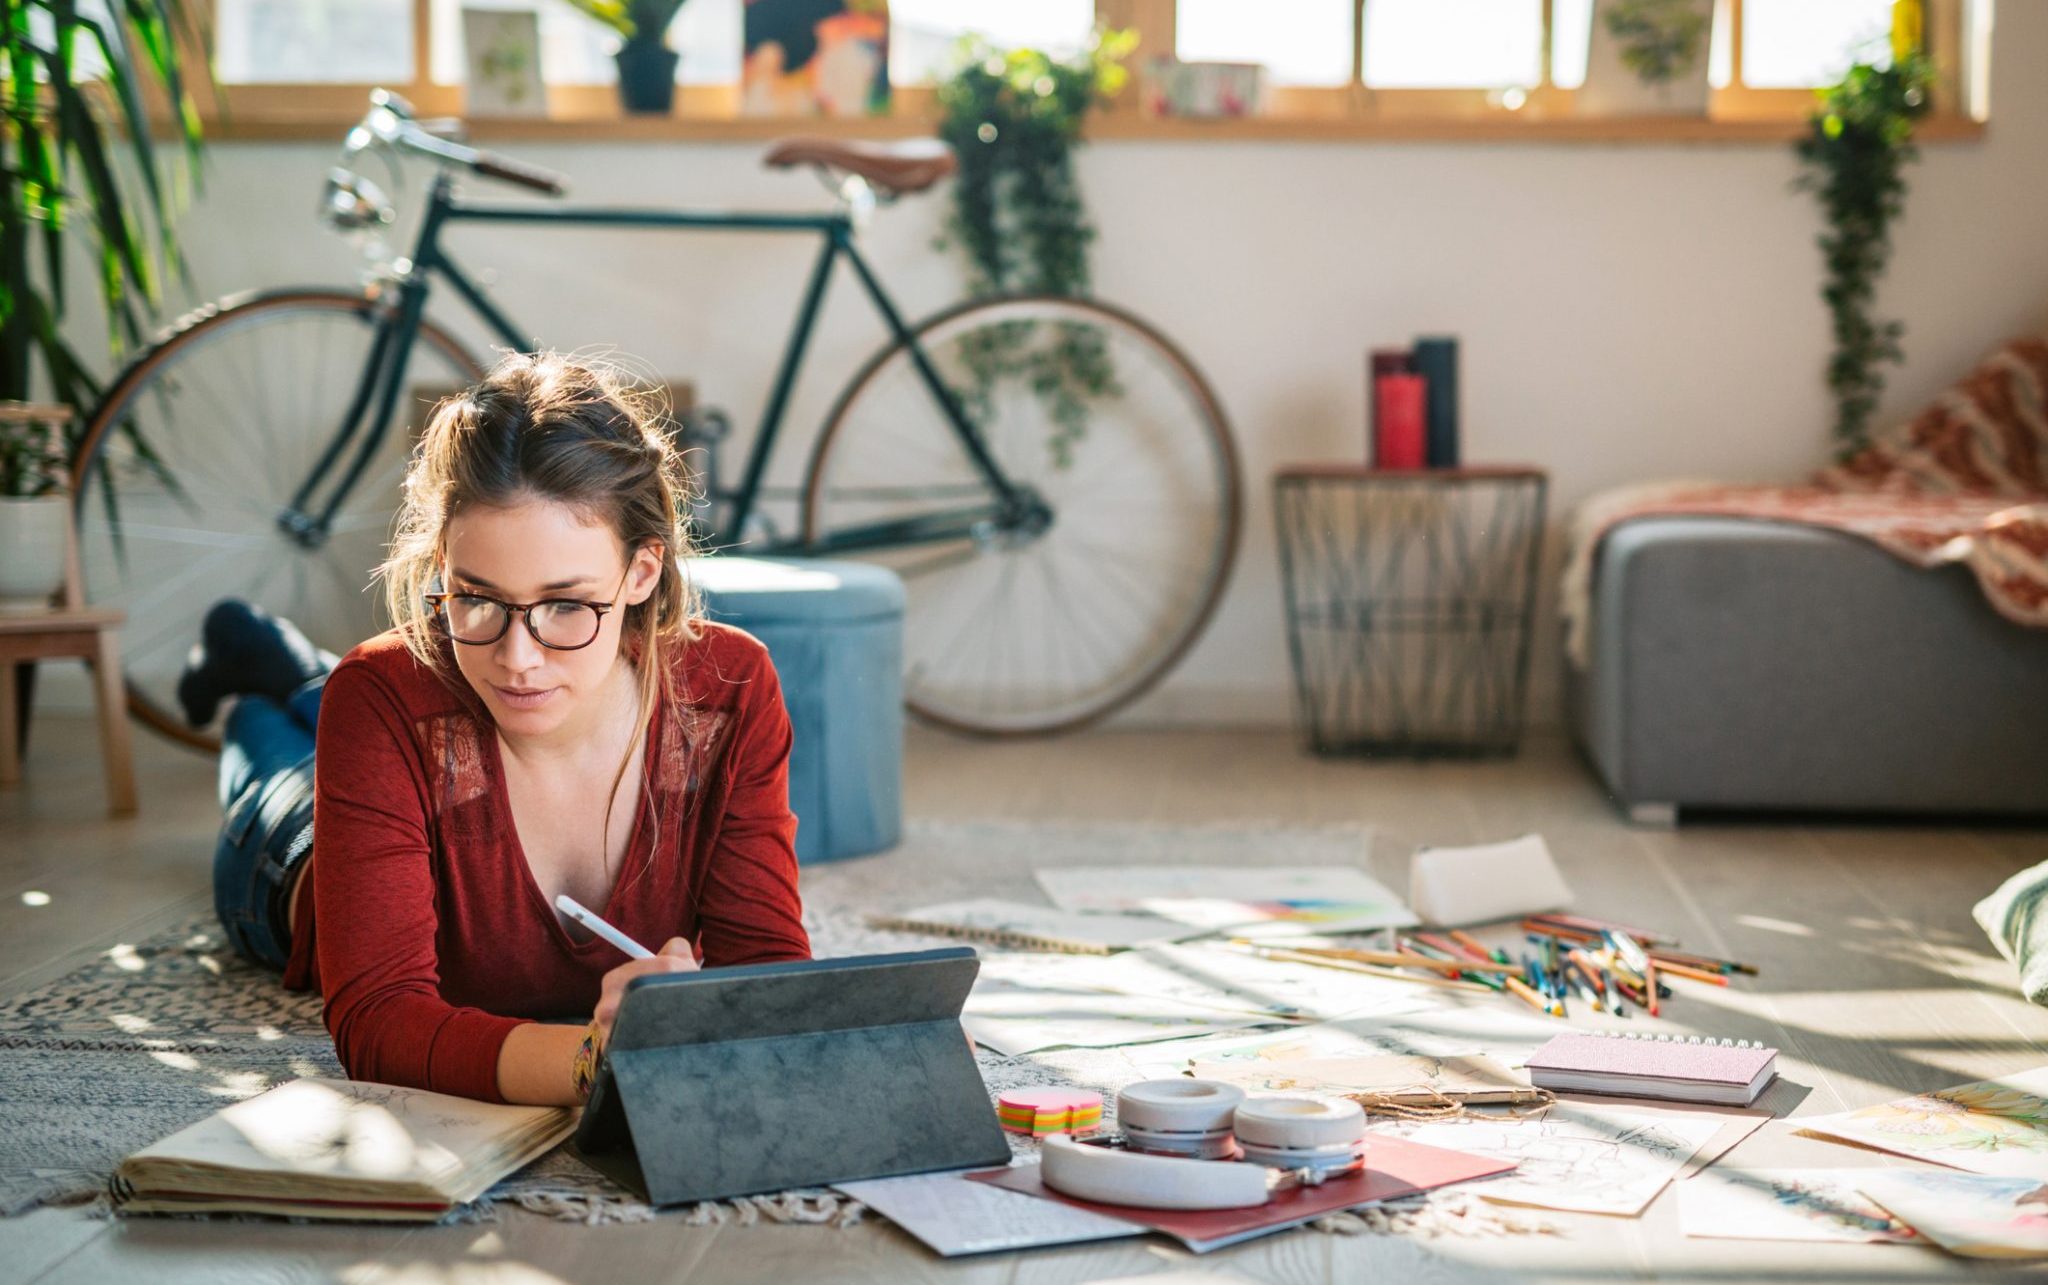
[570,1020,605,1102]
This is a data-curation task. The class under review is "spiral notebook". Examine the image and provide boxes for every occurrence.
[1525,1032,1779,1106]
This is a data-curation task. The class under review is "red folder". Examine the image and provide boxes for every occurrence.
[1374,373,1428,469]
[969,1134,1513,1253]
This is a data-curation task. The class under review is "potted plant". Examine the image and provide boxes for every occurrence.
[2,3,204,458]
[0,411,70,610]
[566,1,691,114]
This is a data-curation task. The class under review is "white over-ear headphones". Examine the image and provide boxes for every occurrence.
[1040,1080,1369,1211]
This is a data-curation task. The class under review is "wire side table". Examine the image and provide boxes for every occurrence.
[1274,466,1547,757]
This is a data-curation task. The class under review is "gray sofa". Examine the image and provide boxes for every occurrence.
[1568,517,2048,823]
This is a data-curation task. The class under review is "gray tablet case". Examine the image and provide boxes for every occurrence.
[570,948,1010,1206]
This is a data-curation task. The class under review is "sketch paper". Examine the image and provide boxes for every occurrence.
[963,962,1277,1056]
[1858,1170,2048,1259]
[1375,1105,1722,1216]
[1677,1168,1918,1244]
[1189,1052,1540,1107]
[1083,943,1434,1022]
[1175,1004,1564,1070]
[868,899,1206,953]
[1035,866,1417,936]
[832,1170,1144,1257]
[1798,1069,2048,1179]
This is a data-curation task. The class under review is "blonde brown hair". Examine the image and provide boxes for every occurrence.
[380,353,701,838]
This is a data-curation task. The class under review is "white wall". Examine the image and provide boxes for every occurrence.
[58,3,2048,728]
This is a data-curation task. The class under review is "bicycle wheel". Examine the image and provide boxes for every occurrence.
[801,294,1241,736]
[70,289,486,749]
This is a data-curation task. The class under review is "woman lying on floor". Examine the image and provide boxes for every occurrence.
[184,353,811,1106]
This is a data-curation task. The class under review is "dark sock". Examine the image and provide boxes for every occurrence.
[177,600,330,727]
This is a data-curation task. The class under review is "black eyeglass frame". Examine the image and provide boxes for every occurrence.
[423,565,634,652]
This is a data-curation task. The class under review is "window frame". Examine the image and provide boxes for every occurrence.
[187,0,1986,143]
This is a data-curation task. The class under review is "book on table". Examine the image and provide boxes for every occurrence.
[113,1077,575,1221]
[1524,1032,1779,1106]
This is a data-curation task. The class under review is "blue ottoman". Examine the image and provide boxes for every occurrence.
[683,557,904,865]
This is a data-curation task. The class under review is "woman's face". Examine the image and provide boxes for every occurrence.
[441,497,662,743]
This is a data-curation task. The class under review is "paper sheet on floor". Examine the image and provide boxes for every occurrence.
[832,1169,1145,1257]
[977,943,1438,1025]
[962,974,1278,1056]
[1033,865,1417,936]
[1797,1068,2048,1179]
[1371,1104,1724,1216]
[1857,1170,2048,1259]
[1157,1003,1564,1070]
[1677,1168,1919,1243]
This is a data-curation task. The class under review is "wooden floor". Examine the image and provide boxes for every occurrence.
[4,709,2048,1284]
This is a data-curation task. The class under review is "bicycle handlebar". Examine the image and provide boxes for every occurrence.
[358,90,569,198]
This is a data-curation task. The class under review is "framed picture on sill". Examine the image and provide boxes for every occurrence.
[462,8,547,118]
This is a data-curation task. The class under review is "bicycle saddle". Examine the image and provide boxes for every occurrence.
[762,137,956,197]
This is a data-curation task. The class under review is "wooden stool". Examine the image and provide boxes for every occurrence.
[0,402,137,816]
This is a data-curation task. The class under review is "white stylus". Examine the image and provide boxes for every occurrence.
[554,894,654,960]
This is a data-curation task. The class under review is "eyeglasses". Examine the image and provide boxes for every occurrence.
[424,565,632,652]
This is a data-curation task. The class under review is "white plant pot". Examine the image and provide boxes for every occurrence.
[0,494,68,611]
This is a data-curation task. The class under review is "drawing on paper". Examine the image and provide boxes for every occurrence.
[1379,1106,1720,1216]
[1677,1168,1918,1244]
[1799,1068,2048,1179]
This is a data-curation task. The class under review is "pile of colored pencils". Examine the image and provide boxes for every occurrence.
[1231,912,1758,1023]
[1507,912,1758,1021]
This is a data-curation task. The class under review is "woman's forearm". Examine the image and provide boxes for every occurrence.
[496,1020,588,1106]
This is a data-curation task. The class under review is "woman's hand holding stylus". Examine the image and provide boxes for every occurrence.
[593,937,698,1042]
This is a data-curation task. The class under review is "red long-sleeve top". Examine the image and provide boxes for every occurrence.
[283,621,811,1102]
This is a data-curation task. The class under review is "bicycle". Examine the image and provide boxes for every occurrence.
[69,90,1241,746]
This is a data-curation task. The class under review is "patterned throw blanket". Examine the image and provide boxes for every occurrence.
[1563,338,2048,667]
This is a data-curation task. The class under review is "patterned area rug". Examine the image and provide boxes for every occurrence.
[0,818,1536,1241]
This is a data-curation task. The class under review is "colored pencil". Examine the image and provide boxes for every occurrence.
[1239,941,1520,976]
[1502,973,1559,1017]
[1226,943,1492,992]
[1448,929,1496,962]
[1525,912,1676,946]
[1654,959,1732,987]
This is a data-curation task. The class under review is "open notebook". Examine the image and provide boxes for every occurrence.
[113,1077,576,1221]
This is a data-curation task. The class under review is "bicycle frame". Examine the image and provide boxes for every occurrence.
[282,169,1028,557]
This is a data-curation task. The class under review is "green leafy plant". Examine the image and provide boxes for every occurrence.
[562,0,691,48]
[2,2,206,460]
[0,414,66,498]
[934,31,1135,467]
[1794,53,1935,455]
[1603,0,1710,84]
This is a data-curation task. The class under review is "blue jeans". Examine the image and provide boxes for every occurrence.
[213,674,326,969]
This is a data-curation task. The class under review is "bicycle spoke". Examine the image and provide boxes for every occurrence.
[805,295,1236,733]
[76,295,477,737]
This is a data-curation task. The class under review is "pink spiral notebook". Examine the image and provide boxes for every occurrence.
[1525,1032,1779,1106]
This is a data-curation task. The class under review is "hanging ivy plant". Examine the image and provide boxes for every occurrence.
[1794,52,1935,456]
[933,31,1135,468]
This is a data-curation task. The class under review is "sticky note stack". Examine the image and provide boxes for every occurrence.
[996,1089,1103,1138]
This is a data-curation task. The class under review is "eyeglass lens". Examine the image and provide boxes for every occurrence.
[444,596,603,648]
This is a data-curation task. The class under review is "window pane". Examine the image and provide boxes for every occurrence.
[1743,0,1893,87]
[430,0,742,86]
[1177,0,1354,87]
[216,0,413,83]
[1550,0,1595,89]
[889,0,1096,85]
[1365,0,1543,88]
